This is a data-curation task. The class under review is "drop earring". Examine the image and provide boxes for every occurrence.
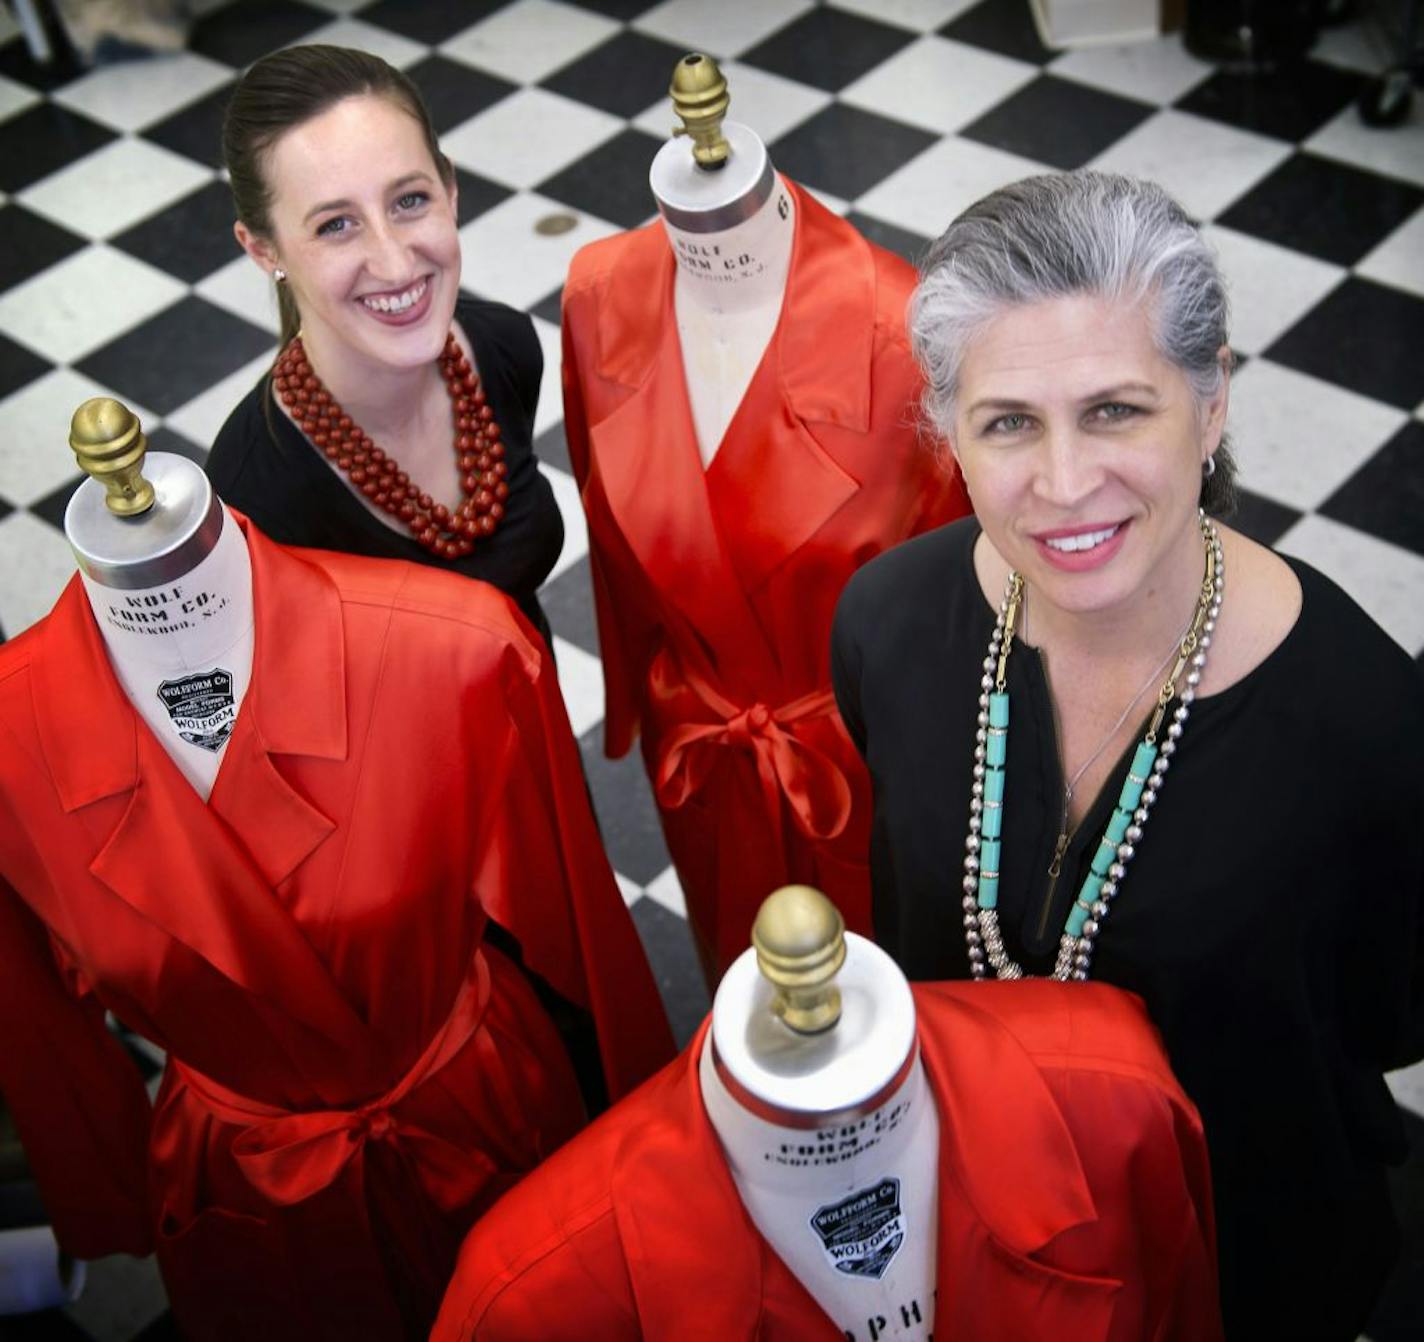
[1203,455,1216,478]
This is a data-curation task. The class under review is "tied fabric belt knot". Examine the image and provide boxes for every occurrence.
[654,666,852,845]
[173,954,497,1213]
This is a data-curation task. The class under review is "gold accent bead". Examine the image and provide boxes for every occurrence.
[752,885,846,1034]
[669,52,730,169]
[69,397,155,517]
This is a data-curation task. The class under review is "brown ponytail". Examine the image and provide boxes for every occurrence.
[222,44,453,350]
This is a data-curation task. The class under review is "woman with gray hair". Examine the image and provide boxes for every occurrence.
[832,171,1423,1340]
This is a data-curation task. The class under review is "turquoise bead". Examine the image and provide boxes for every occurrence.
[1091,837,1115,876]
[1066,898,1091,938]
[982,804,1002,839]
[985,769,1005,803]
[980,839,1001,875]
[987,731,1006,766]
[1106,809,1130,845]
[989,693,1009,728]
[1118,741,1158,812]
[977,875,999,909]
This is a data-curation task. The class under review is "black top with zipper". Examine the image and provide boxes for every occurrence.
[832,514,1424,1342]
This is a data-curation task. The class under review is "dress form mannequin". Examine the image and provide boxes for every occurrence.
[702,887,937,1341]
[651,54,794,464]
[64,399,253,799]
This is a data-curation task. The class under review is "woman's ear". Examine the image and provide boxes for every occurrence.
[1203,344,1232,455]
[234,221,280,276]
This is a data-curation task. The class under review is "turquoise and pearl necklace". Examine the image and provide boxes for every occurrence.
[961,512,1223,981]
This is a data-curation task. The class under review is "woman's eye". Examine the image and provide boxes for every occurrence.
[1092,402,1138,423]
[395,192,429,211]
[315,216,348,237]
[987,413,1031,434]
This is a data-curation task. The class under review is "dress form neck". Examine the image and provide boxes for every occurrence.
[702,932,938,1341]
[68,458,254,800]
[651,123,794,466]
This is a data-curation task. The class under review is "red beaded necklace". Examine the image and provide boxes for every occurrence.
[271,332,508,559]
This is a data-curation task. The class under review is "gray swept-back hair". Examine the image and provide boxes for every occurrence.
[909,171,1236,515]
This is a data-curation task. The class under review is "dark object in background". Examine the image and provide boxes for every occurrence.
[1185,0,1324,66]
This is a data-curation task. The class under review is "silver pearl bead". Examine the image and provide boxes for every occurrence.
[978,694,989,709]
[1091,900,1109,918]
[1179,688,1195,706]
[1186,670,1201,686]
[974,744,986,762]
[1142,788,1157,807]
[968,814,981,833]
[980,673,993,690]
[1100,880,1117,899]
[1134,807,1148,825]
[1116,842,1134,861]
[1109,862,1126,881]
[971,780,984,798]
[977,711,988,727]
[964,854,979,872]
[1153,755,1170,773]
[966,929,982,947]
[1125,825,1142,843]
[970,797,983,815]
[1167,722,1183,740]
[966,833,980,852]
[1192,652,1207,668]
[1173,704,1189,722]
[968,946,985,964]
[1083,919,1099,937]
[982,655,995,673]
[963,894,978,911]
[963,874,978,893]
[1071,968,1090,982]
[1161,740,1176,757]
[973,763,985,780]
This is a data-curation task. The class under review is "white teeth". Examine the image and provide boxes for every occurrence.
[362,280,426,313]
[1044,525,1120,553]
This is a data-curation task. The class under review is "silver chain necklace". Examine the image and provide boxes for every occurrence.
[960,513,1224,981]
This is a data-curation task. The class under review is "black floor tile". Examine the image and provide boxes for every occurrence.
[562,0,660,16]
[534,419,570,474]
[959,74,1155,170]
[0,330,51,403]
[845,211,933,268]
[1265,277,1424,410]
[188,0,332,68]
[148,425,210,470]
[537,128,665,230]
[142,81,236,170]
[739,7,916,93]
[452,166,514,227]
[940,0,1058,64]
[1216,151,1424,266]
[75,297,273,417]
[1319,419,1424,557]
[0,35,86,92]
[1226,486,1302,546]
[0,495,13,524]
[0,204,85,293]
[529,286,562,327]
[109,180,241,285]
[1175,58,1362,143]
[770,103,936,203]
[360,0,510,46]
[0,102,116,193]
[631,896,710,1048]
[579,729,672,886]
[540,555,600,656]
[28,474,84,533]
[406,55,517,135]
[542,30,691,119]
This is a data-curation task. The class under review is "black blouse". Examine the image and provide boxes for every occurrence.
[832,516,1424,1342]
[206,296,562,639]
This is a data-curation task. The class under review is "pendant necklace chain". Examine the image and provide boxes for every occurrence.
[961,513,1224,982]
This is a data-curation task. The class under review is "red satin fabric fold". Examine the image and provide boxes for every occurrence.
[174,953,501,1213]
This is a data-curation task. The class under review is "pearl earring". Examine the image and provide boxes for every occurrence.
[274,268,287,283]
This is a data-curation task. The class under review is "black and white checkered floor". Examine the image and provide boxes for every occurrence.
[0,0,1421,1337]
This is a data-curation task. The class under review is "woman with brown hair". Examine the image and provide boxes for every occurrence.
[207,44,562,643]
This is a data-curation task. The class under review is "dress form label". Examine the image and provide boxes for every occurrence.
[155,669,235,753]
[812,1178,905,1280]
[95,582,232,640]
[670,186,792,287]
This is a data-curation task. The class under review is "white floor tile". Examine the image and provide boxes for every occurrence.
[18,137,211,240]
[0,7,18,42]
[443,87,620,190]
[458,191,619,311]
[163,347,277,452]
[1089,109,1292,222]
[1228,357,1408,511]
[0,512,80,638]
[802,184,851,217]
[1355,205,1424,300]
[0,368,160,505]
[528,312,564,439]
[615,873,644,908]
[541,460,588,581]
[551,633,605,738]
[841,36,1038,136]
[1049,32,1214,105]
[1275,512,1424,656]
[441,0,619,85]
[52,51,233,133]
[0,245,185,364]
[633,60,831,145]
[1306,100,1424,189]
[299,16,428,69]
[829,0,980,32]
[63,1245,168,1342]
[853,135,1046,238]
[1388,1059,1424,1116]
[307,0,372,12]
[194,254,282,335]
[1202,225,1346,355]
[0,72,39,123]
[634,0,814,59]
[643,863,688,918]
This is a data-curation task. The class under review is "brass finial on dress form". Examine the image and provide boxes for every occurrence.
[752,885,846,1034]
[69,397,155,517]
[670,52,730,169]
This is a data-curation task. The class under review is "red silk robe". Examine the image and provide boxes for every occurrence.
[433,982,1223,1342]
[562,182,971,980]
[0,519,673,1341]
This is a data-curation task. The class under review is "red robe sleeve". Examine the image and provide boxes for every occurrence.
[0,878,153,1258]
[470,627,674,1099]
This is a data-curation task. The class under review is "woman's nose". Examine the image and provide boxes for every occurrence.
[364,221,414,282]
[1034,426,1101,508]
